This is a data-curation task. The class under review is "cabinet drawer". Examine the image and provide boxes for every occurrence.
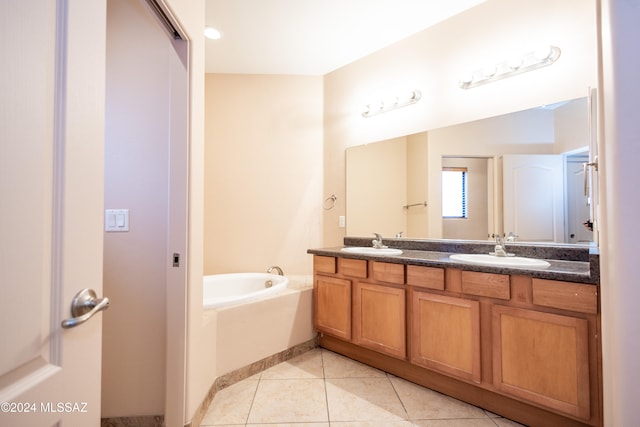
[338,258,367,278]
[461,271,510,300]
[407,265,444,290]
[314,255,336,274]
[371,261,404,284]
[532,279,598,314]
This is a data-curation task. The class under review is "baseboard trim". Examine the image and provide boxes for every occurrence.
[101,415,164,427]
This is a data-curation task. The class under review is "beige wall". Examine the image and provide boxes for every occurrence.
[204,74,324,275]
[323,0,597,246]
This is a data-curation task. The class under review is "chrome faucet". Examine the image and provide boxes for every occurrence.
[267,265,284,275]
[505,231,518,242]
[492,235,511,257]
[372,233,388,249]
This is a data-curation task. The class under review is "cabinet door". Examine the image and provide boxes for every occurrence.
[314,275,351,340]
[353,282,406,359]
[409,291,481,383]
[492,305,590,419]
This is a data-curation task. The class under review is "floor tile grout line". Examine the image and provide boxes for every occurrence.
[386,372,411,421]
[320,348,331,424]
[386,372,504,424]
[243,371,261,426]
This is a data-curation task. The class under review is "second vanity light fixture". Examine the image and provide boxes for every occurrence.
[458,45,561,90]
[361,90,422,118]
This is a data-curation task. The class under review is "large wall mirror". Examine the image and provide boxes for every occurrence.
[346,94,598,245]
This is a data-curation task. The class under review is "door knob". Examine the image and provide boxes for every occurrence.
[61,288,110,329]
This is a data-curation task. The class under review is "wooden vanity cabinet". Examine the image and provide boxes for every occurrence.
[312,255,602,427]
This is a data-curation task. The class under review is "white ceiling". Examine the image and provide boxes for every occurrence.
[205,0,486,76]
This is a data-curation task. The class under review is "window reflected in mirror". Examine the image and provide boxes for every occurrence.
[442,167,467,218]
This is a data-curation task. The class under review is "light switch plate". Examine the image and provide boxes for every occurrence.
[105,209,129,232]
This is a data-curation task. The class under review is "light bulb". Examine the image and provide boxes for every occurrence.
[382,96,399,109]
[459,74,474,86]
[204,26,221,40]
[399,90,420,103]
[362,101,382,116]
[534,45,552,61]
[507,56,522,70]
[481,65,497,78]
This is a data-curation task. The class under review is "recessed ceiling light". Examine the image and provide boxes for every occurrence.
[204,26,221,40]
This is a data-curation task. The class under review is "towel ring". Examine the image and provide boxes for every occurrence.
[323,194,337,210]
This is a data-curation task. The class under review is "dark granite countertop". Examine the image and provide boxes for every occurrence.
[307,237,599,285]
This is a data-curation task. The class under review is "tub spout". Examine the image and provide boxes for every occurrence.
[267,265,284,276]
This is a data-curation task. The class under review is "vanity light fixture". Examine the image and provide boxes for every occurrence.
[458,45,561,90]
[361,90,422,118]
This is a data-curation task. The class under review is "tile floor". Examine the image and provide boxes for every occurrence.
[201,347,526,427]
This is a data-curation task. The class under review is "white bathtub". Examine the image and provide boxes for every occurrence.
[203,273,289,309]
[201,274,315,378]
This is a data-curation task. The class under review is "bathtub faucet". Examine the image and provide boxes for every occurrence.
[267,265,284,276]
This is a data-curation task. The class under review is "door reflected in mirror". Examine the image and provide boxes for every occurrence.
[345,96,596,245]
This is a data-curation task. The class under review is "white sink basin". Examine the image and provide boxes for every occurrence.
[341,247,403,256]
[449,253,550,269]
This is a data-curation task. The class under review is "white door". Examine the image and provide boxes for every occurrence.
[0,1,106,426]
[503,154,565,242]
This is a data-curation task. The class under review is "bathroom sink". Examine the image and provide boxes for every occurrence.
[449,253,550,268]
[341,247,403,256]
